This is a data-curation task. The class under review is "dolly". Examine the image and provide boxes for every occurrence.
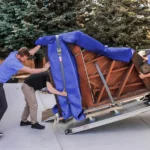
[43,66,150,134]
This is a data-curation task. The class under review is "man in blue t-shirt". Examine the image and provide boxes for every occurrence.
[0,45,50,136]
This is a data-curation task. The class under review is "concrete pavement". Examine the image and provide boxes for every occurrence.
[0,83,150,150]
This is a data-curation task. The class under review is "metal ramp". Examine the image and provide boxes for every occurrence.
[65,99,150,134]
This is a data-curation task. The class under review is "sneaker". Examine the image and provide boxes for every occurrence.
[0,132,3,136]
[31,123,45,130]
[20,121,31,126]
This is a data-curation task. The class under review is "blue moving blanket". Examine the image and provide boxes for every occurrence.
[35,31,133,120]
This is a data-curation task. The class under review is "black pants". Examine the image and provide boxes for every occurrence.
[0,83,7,121]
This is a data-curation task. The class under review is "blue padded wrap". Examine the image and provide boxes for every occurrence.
[35,31,133,120]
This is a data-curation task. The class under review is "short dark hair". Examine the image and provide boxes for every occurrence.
[18,47,30,57]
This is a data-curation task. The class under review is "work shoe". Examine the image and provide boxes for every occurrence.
[0,132,3,136]
[20,121,32,126]
[31,123,45,130]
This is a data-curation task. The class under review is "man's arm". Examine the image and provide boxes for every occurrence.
[46,81,67,96]
[29,45,41,56]
[139,73,150,79]
[20,62,50,74]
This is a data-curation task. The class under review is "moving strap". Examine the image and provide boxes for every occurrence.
[56,35,66,91]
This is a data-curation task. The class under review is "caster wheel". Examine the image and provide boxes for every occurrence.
[114,110,121,116]
[65,129,72,135]
[88,117,96,123]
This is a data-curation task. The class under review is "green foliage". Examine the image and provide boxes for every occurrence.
[0,0,150,59]
[84,0,150,49]
[0,0,85,58]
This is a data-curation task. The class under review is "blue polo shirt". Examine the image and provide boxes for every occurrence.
[0,51,24,83]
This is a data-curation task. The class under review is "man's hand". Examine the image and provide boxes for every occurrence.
[61,91,67,97]
[44,62,50,71]
[143,56,148,62]
[46,82,67,96]
[139,73,146,79]
[29,45,41,55]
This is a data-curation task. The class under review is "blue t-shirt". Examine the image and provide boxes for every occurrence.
[0,51,24,83]
[148,55,150,65]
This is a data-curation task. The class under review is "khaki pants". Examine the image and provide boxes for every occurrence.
[21,83,38,124]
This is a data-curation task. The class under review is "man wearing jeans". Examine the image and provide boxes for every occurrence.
[20,71,67,130]
[0,46,50,136]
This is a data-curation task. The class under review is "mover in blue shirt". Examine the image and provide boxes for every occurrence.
[0,45,50,136]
